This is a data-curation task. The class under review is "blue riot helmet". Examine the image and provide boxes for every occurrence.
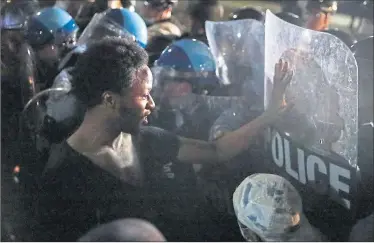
[24,7,79,58]
[153,38,219,95]
[76,8,147,49]
[104,8,147,47]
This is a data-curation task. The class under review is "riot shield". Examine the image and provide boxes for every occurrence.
[76,11,135,47]
[205,19,265,98]
[264,10,358,210]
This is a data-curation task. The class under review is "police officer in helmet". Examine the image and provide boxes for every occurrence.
[150,38,223,140]
[139,0,183,41]
[305,0,338,31]
[24,7,79,89]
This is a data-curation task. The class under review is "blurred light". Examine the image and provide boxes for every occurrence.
[13,165,20,173]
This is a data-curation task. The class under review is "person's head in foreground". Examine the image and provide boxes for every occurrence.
[78,218,166,241]
[233,173,325,241]
[71,36,155,135]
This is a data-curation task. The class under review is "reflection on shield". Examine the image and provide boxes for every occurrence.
[205,19,265,98]
[264,10,358,166]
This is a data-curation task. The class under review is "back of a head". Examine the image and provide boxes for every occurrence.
[233,173,303,241]
[229,7,265,22]
[323,28,356,48]
[78,218,166,242]
[275,12,303,27]
[72,36,148,109]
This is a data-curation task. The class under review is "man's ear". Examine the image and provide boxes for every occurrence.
[102,91,116,108]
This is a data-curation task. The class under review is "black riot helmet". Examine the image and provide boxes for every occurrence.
[229,6,265,22]
[275,12,303,27]
[351,36,374,61]
[1,0,40,30]
[323,28,357,48]
[306,0,338,14]
[145,0,178,10]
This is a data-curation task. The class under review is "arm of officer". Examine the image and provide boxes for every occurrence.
[177,59,293,164]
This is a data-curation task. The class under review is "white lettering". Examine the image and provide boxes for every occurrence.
[306,155,328,181]
[270,130,352,209]
[272,132,284,167]
[297,148,307,184]
[284,138,299,181]
[330,163,351,209]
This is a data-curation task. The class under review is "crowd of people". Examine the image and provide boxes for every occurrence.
[1,0,373,241]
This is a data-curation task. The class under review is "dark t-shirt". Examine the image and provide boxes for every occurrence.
[34,126,201,241]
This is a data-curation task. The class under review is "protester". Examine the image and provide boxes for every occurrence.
[35,36,293,241]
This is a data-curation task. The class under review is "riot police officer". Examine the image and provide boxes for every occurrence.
[305,0,338,31]
[150,38,223,140]
[24,7,79,89]
[139,0,183,41]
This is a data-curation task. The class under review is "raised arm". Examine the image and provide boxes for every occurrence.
[177,59,293,164]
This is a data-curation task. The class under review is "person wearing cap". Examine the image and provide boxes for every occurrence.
[305,0,338,31]
[139,0,183,41]
[233,173,327,241]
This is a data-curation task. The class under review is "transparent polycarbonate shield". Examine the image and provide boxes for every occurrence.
[264,10,358,166]
[206,19,265,97]
[76,12,135,47]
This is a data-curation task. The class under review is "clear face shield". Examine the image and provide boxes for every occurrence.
[76,12,136,47]
[151,65,219,104]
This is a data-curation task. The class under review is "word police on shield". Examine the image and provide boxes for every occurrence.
[264,10,358,210]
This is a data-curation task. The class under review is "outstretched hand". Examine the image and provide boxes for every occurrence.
[265,59,294,120]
